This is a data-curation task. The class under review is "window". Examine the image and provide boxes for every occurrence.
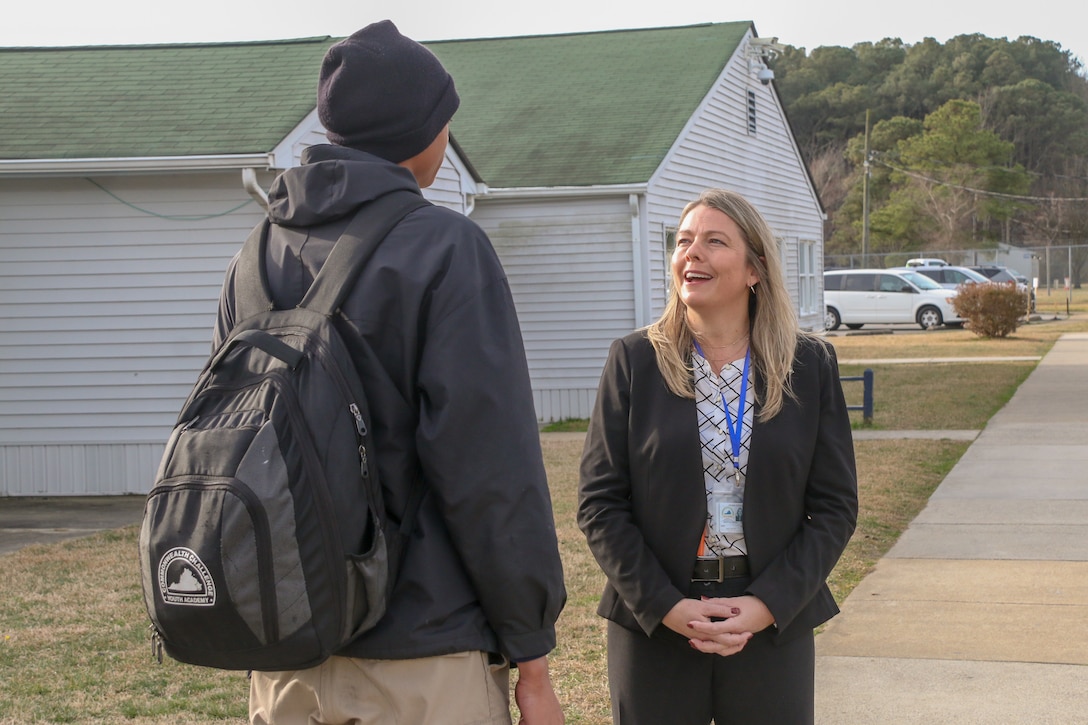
[798,241,817,314]
[844,273,876,291]
[747,90,757,134]
[663,226,677,292]
[878,274,911,293]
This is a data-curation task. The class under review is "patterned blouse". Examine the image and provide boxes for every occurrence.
[693,348,755,556]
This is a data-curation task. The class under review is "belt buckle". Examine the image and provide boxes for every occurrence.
[696,556,724,583]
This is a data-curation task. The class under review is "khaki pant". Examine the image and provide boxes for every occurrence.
[249,651,511,725]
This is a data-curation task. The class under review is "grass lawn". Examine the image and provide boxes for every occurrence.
[0,436,966,725]
[2,314,1083,723]
[1033,284,1088,317]
[839,362,1033,430]
[827,311,1088,362]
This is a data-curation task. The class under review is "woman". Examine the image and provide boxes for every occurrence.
[577,189,858,724]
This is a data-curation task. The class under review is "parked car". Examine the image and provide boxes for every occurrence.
[824,268,963,330]
[968,265,1036,312]
[898,265,991,289]
[904,258,948,267]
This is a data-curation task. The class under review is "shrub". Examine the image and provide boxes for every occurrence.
[951,282,1028,337]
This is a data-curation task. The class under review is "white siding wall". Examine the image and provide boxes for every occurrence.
[470,196,635,422]
[0,172,271,495]
[0,159,471,496]
[423,147,479,213]
[273,108,328,169]
[291,128,330,164]
[646,37,825,331]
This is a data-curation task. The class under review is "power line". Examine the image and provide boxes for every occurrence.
[85,178,255,220]
[873,159,1088,202]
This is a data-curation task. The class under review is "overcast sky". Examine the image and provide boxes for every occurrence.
[4,0,1085,66]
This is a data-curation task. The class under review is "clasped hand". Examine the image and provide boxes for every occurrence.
[662,595,774,657]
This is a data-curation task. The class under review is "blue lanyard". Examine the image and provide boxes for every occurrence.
[693,342,750,463]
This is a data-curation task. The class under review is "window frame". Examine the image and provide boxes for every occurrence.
[797,240,817,314]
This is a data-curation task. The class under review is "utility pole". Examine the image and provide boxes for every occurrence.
[862,109,871,268]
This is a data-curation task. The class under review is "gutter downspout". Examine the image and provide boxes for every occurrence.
[630,193,649,327]
[242,168,269,210]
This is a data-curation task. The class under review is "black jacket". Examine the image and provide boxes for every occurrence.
[214,144,565,661]
[578,330,857,643]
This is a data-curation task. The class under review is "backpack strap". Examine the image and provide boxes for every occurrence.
[300,190,431,317]
[235,190,432,544]
[234,219,275,320]
[309,191,432,547]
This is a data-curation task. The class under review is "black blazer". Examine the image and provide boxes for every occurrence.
[578,330,858,644]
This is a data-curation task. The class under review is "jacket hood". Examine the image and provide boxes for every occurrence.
[266,144,422,227]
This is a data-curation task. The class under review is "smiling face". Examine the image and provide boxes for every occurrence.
[672,204,760,320]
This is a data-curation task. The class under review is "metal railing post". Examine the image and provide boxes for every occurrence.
[841,368,875,424]
[862,368,874,424]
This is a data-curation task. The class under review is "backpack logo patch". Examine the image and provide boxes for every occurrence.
[158,547,216,606]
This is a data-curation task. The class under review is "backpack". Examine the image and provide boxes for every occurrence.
[138,190,429,671]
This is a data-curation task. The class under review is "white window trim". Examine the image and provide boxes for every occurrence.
[798,240,817,315]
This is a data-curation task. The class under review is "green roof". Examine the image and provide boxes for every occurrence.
[0,22,752,186]
[0,38,334,159]
[429,23,751,187]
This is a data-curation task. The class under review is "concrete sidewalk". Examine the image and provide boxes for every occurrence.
[0,495,145,555]
[815,332,1088,724]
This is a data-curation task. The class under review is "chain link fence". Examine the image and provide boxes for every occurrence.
[826,243,1088,290]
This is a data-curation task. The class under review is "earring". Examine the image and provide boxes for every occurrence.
[749,284,756,295]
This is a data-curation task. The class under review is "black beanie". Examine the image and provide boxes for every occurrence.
[317,20,460,163]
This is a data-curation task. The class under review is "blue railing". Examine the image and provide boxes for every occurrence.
[841,368,874,424]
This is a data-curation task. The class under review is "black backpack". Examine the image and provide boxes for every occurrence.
[139,190,428,671]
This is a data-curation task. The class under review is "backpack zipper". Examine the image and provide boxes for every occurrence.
[349,403,368,478]
[304,333,371,482]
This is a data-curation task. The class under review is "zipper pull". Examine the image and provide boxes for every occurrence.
[349,403,367,436]
[350,404,370,478]
[149,624,164,665]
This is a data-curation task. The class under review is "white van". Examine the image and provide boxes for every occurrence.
[892,265,990,289]
[904,258,948,268]
[823,269,962,330]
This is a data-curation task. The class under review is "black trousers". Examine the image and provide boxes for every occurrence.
[606,578,815,725]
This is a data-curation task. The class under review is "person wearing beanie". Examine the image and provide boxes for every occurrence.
[317,19,461,166]
[211,20,567,725]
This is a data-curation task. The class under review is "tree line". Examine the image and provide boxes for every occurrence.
[770,33,1088,277]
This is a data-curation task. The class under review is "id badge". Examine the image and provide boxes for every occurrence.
[709,494,743,535]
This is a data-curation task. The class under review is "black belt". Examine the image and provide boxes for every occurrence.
[692,556,749,582]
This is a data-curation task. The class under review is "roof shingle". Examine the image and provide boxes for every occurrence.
[0,22,751,186]
[0,38,334,159]
[429,23,750,187]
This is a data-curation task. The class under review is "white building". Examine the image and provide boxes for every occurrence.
[0,23,824,495]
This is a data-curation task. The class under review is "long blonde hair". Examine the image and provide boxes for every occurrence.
[647,188,800,420]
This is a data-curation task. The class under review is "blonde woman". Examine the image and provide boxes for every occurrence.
[578,189,857,724]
